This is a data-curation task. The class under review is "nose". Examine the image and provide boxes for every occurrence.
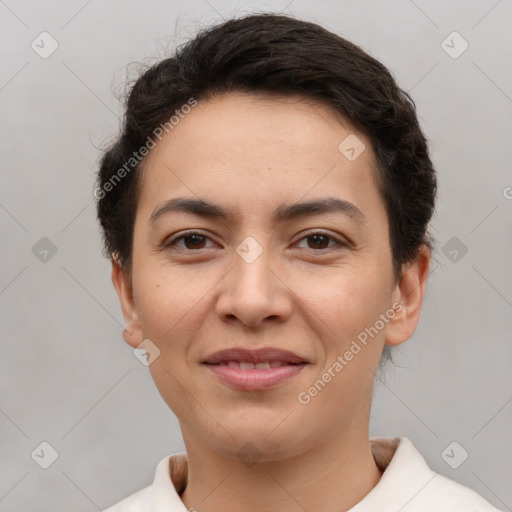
[215,242,292,328]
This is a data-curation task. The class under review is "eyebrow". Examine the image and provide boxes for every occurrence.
[148,196,367,226]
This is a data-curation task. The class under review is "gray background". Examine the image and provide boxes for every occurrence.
[1,1,511,510]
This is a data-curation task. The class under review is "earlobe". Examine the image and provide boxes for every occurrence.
[385,245,431,347]
[111,258,144,348]
[122,323,143,349]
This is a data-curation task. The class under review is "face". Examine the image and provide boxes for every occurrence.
[113,91,429,461]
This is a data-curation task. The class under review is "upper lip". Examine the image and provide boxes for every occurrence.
[202,347,308,365]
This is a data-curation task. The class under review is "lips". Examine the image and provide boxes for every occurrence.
[202,347,308,366]
[202,347,309,391]
[224,360,289,370]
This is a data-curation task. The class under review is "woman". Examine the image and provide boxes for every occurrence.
[96,13,502,512]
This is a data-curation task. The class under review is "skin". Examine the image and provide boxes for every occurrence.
[112,90,430,512]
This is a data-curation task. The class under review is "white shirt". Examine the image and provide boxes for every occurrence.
[103,437,503,511]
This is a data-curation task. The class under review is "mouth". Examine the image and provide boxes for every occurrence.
[209,360,300,370]
[202,347,308,365]
[202,347,309,390]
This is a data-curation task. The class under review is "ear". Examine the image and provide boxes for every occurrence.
[111,258,144,348]
[385,245,431,347]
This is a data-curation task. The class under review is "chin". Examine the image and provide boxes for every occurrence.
[210,432,311,464]
[205,413,314,461]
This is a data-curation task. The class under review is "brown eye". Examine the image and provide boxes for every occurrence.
[295,232,346,250]
[307,234,331,249]
[180,234,207,249]
[164,231,214,250]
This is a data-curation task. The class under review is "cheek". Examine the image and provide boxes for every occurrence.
[132,264,207,347]
[137,267,208,416]
[295,264,392,343]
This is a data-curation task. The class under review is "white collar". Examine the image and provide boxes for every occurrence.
[113,437,500,511]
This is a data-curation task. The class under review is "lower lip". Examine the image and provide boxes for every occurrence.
[204,364,307,390]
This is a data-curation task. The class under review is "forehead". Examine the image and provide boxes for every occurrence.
[136,90,383,223]
[166,90,356,153]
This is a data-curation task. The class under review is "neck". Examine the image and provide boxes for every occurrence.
[180,423,383,512]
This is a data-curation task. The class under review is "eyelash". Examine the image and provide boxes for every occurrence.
[163,230,348,252]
